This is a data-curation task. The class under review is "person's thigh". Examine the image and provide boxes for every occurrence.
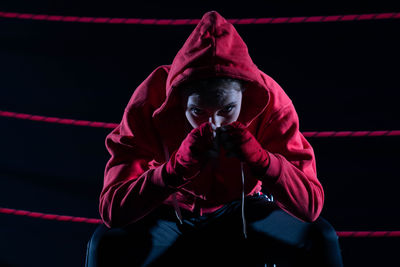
[246,205,312,265]
[242,195,342,266]
[89,208,184,267]
[87,207,245,267]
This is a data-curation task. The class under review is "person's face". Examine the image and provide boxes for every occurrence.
[184,85,242,129]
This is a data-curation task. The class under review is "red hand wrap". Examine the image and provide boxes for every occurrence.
[218,121,270,177]
[164,122,214,186]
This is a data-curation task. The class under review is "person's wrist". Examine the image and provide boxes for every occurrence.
[248,150,270,178]
[163,161,185,187]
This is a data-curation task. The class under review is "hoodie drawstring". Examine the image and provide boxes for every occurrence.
[172,192,183,224]
[240,161,248,239]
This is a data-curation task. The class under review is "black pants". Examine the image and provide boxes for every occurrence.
[86,194,343,267]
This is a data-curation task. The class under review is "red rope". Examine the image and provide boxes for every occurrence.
[303,130,400,137]
[337,231,400,238]
[0,207,102,224]
[0,11,399,25]
[1,110,400,137]
[0,110,118,129]
[1,207,399,237]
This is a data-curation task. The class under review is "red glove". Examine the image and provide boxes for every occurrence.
[217,121,270,177]
[164,122,215,186]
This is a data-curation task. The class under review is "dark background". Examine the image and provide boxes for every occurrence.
[0,1,399,266]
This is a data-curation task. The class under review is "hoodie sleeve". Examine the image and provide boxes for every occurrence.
[258,102,324,222]
[99,67,175,228]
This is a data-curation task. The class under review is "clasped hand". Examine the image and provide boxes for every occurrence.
[165,121,270,183]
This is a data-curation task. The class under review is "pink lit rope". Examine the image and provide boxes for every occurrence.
[303,130,400,138]
[336,231,400,238]
[0,110,118,129]
[0,11,399,25]
[1,207,399,237]
[0,207,102,224]
[1,110,400,137]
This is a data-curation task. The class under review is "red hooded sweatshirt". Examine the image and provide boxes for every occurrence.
[99,11,324,228]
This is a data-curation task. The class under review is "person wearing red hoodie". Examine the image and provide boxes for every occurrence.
[90,11,343,267]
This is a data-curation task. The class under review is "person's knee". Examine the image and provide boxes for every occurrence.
[306,218,344,266]
[87,224,126,267]
[89,225,135,258]
[309,217,339,245]
[90,224,128,248]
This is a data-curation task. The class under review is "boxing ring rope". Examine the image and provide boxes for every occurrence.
[2,110,400,137]
[0,11,399,25]
[0,207,102,224]
[1,207,400,238]
[0,110,118,129]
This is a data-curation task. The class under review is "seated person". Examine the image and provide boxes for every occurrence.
[96,11,344,267]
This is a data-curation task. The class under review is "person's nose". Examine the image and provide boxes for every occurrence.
[209,115,222,128]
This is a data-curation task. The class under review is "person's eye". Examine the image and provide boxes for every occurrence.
[221,105,235,113]
[191,108,204,115]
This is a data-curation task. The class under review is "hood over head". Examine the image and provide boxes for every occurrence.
[153,11,269,129]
